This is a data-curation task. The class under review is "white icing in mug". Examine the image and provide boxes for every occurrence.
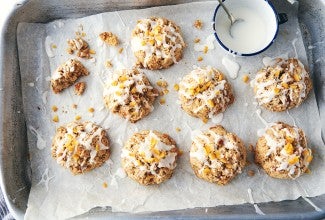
[212,0,288,56]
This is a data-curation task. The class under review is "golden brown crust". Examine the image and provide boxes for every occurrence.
[131,17,185,70]
[51,121,110,175]
[103,68,158,123]
[179,67,234,122]
[122,130,179,185]
[255,122,312,179]
[252,58,312,112]
[190,125,246,185]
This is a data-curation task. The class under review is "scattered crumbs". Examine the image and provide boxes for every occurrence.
[312,149,316,154]
[173,84,179,91]
[74,82,86,95]
[176,127,181,132]
[72,104,78,109]
[105,60,113,68]
[247,170,255,177]
[159,98,166,105]
[159,90,164,96]
[75,115,82,121]
[203,45,208,54]
[246,160,251,166]
[67,35,93,59]
[178,150,183,156]
[305,168,311,174]
[194,38,201,43]
[81,32,86,37]
[202,118,208,124]
[156,80,168,88]
[118,47,124,54]
[88,107,95,113]
[89,49,96,55]
[103,182,108,188]
[51,105,58,112]
[99,32,119,46]
[90,57,96,63]
[163,89,169,95]
[248,144,254,152]
[242,74,250,83]
[52,115,59,123]
[194,19,203,29]
[28,82,35,87]
[197,56,203,62]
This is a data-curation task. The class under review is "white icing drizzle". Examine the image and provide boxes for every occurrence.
[131,17,185,67]
[121,131,178,175]
[45,36,55,58]
[179,66,229,118]
[260,122,312,179]
[29,126,46,150]
[190,128,239,173]
[247,188,266,215]
[53,121,109,168]
[302,197,323,212]
[103,69,157,114]
[222,57,240,79]
[51,59,76,80]
[251,58,309,107]
[36,168,54,191]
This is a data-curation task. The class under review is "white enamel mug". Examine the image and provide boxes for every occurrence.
[212,0,288,56]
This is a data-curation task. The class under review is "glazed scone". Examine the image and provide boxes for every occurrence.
[121,130,180,185]
[251,58,312,112]
[190,125,246,185]
[103,69,159,123]
[51,59,89,94]
[51,121,110,175]
[178,66,234,122]
[255,122,313,179]
[131,17,186,70]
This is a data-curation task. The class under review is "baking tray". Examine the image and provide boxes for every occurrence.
[0,0,324,219]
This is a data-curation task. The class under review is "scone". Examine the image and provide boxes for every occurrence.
[51,121,110,174]
[103,68,159,123]
[251,58,312,112]
[255,122,313,179]
[51,59,89,94]
[131,17,186,70]
[178,66,234,122]
[190,125,246,185]
[121,130,180,185]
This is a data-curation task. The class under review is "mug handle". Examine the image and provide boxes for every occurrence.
[278,13,288,24]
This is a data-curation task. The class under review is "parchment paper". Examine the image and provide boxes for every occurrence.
[17,1,325,219]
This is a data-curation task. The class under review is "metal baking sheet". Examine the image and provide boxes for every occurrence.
[0,0,324,219]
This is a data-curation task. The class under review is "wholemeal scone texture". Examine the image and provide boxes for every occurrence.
[251,58,312,112]
[190,125,246,185]
[51,59,89,94]
[103,68,159,123]
[131,17,186,70]
[178,66,234,122]
[122,130,180,185]
[51,121,110,175]
[255,122,313,179]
